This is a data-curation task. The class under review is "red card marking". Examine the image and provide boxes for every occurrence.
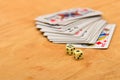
[50,19,56,22]
[96,41,102,45]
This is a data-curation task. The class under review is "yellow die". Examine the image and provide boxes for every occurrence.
[66,44,75,55]
[74,49,83,60]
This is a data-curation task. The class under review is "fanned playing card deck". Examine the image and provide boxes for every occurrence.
[35,8,116,49]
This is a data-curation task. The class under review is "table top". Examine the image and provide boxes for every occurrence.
[0,0,120,80]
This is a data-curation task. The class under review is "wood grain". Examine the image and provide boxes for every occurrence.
[0,0,120,80]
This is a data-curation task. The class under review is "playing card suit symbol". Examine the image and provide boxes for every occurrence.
[96,41,102,45]
[58,14,65,20]
[75,29,82,35]
[50,19,56,22]
[104,40,107,42]
[75,31,80,35]
[101,43,105,47]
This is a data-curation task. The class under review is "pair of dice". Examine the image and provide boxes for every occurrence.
[66,44,83,60]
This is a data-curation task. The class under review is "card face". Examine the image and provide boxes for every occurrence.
[35,8,116,48]
[35,8,102,25]
[47,20,106,43]
[36,16,101,30]
[40,17,100,35]
[36,19,79,29]
[72,24,116,48]
[45,21,93,38]
[82,20,107,43]
[43,25,89,37]
[62,17,101,34]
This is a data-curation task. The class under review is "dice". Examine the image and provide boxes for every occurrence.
[66,44,75,55]
[74,49,83,60]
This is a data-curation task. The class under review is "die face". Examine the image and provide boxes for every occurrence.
[74,49,83,59]
[74,50,83,54]
[66,44,75,55]
[66,46,75,51]
[66,48,74,55]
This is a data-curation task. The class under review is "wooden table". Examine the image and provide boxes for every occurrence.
[0,0,120,80]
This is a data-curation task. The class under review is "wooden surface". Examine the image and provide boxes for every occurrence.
[0,0,120,80]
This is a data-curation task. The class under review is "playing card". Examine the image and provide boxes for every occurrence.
[36,16,101,30]
[43,25,89,37]
[34,8,116,49]
[36,25,65,32]
[47,20,106,44]
[35,19,78,29]
[72,24,116,48]
[35,8,102,25]
[40,17,101,35]
[36,19,78,26]
[88,24,106,44]
[44,21,94,38]
[80,20,107,44]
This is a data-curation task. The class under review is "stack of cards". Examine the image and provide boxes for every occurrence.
[35,8,116,48]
